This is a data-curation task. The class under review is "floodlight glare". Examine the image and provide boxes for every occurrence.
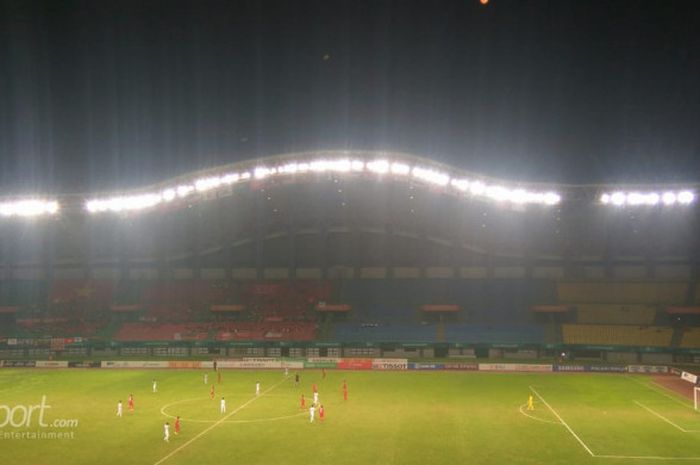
[367,160,390,174]
[662,192,677,205]
[391,163,410,175]
[678,191,695,205]
[610,192,626,206]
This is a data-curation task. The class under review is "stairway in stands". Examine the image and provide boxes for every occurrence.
[436,321,446,343]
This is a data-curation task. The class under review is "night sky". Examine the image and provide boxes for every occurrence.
[1,0,699,195]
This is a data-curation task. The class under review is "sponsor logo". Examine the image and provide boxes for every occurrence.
[479,363,552,372]
[1,361,36,368]
[681,371,698,384]
[408,363,444,370]
[337,358,373,370]
[588,365,627,373]
[628,365,668,374]
[443,363,478,371]
[371,359,408,370]
[35,361,69,368]
[101,361,168,368]
[0,396,77,440]
[555,365,586,372]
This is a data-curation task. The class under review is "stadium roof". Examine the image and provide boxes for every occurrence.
[0,151,697,218]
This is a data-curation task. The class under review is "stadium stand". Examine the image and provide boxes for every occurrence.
[679,327,700,348]
[561,324,673,347]
[575,304,656,325]
[557,281,688,305]
[444,324,544,344]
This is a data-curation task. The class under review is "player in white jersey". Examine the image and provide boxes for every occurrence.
[116,400,123,417]
[152,379,158,393]
[204,373,208,384]
[163,422,170,442]
[309,404,316,423]
[220,396,226,414]
[313,391,319,404]
[256,381,260,396]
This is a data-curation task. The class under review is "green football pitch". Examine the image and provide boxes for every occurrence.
[2,369,700,465]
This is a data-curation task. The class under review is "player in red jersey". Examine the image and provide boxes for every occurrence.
[342,380,348,401]
[312,383,318,393]
[128,393,134,412]
[217,370,222,384]
[322,368,326,379]
[300,394,306,409]
[210,384,215,400]
[319,404,325,422]
[174,416,181,435]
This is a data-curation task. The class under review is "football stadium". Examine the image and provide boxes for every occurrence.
[1,150,700,464]
[2,1,700,465]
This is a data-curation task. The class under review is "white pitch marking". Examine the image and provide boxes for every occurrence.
[626,376,696,411]
[153,377,288,465]
[518,403,561,425]
[595,455,700,461]
[634,401,700,433]
[529,385,595,457]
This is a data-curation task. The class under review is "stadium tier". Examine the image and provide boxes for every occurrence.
[561,323,674,347]
[574,304,657,325]
[680,327,700,348]
[557,281,688,305]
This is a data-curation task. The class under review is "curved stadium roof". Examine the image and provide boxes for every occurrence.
[1,151,697,218]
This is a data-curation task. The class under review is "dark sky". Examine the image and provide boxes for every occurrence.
[1,0,699,195]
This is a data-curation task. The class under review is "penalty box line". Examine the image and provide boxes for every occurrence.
[154,377,289,465]
[530,385,700,460]
[528,386,595,457]
[634,401,700,433]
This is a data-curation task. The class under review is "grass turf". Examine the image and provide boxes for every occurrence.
[2,369,700,465]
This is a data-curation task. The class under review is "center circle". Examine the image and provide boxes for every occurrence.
[160,397,305,424]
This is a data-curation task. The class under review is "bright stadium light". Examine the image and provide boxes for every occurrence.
[450,179,470,192]
[351,160,365,172]
[391,162,410,175]
[162,188,176,202]
[662,191,677,205]
[411,166,450,186]
[367,160,390,174]
[469,181,486,196]
[195,176,223,191]
[220,172,241,184]
[610,192,626,206]
[543,192,561,205]
[254,167,274,179]
[678,190,695,205]
[0,199,60,217]
[310,160,330,172]
[486,185,511,202]
[627,192,645,206]
[600,189,693,207]
[509,189,528,204]
[177,185,195,198]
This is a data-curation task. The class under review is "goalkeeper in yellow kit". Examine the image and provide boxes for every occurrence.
[527,394,535,411]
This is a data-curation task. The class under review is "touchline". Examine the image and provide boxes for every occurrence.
[0,396,52,428]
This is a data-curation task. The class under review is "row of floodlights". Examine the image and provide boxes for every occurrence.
[600,190,695,207]
[84,159,562,213]
[1,158,696,217]
[0,200,59,218]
